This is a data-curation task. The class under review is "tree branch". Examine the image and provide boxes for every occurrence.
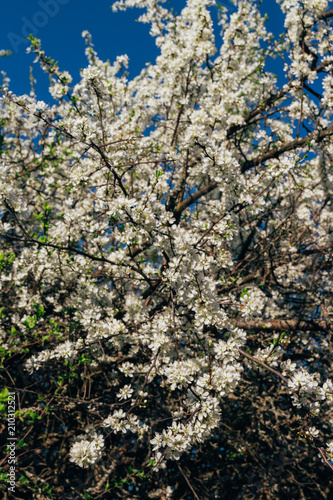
[233,318,329,333]
[238,348,289,384]
[173,181,218,219]
[241,123,333,172]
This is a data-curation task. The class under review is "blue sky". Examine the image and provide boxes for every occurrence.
[0,0,285,103]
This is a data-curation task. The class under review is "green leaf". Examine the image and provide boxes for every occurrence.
[0,387,9,401]
[18,475,29,484]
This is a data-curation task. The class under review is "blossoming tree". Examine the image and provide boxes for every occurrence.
[1,0,333,498]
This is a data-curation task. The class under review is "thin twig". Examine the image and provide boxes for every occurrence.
[177,464,200,500]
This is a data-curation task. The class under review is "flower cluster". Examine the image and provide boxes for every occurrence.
[69,433,104,469]
[151,395,221,465]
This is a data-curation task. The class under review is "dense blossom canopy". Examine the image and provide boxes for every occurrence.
[1,0,333,498]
